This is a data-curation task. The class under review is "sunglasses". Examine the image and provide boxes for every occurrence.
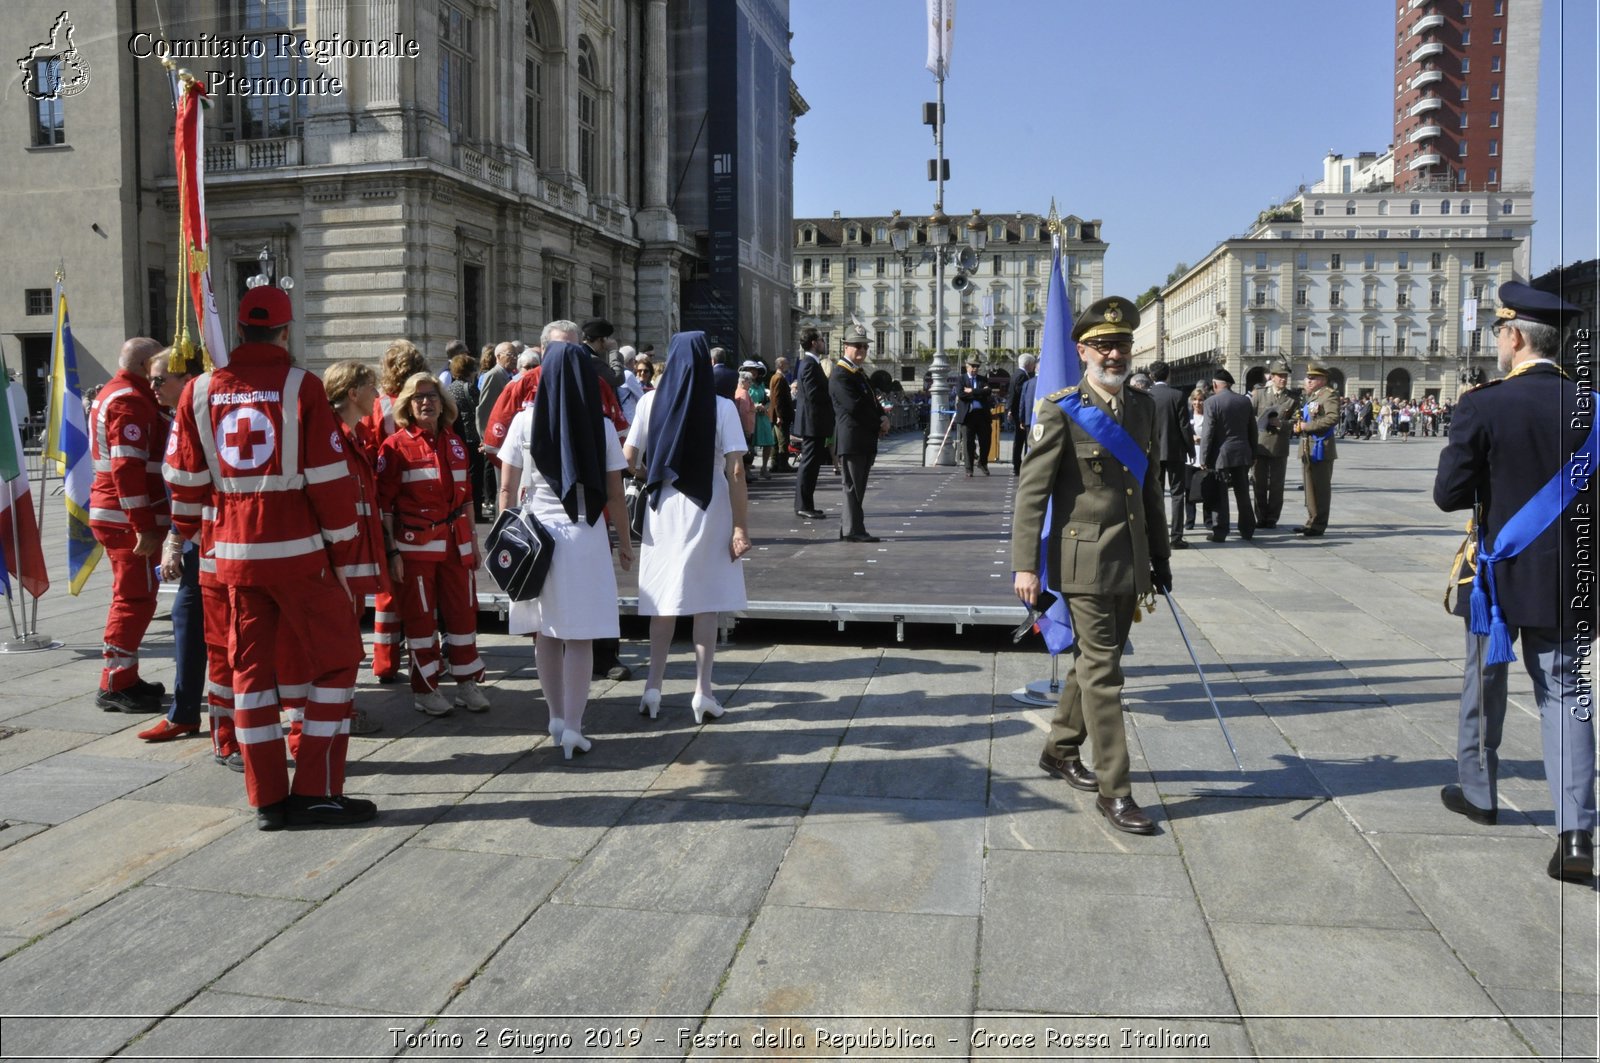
[150,375,167,387]
[1084,338,1133,355]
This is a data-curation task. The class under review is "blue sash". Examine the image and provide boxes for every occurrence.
[1059,391,1149,486]
[1470,417,1600,665]
[1302,400,1334,462]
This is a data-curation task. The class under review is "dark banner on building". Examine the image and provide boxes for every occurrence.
[683,0,740,356]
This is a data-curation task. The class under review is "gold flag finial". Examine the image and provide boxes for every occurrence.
[1046,198,1061,236]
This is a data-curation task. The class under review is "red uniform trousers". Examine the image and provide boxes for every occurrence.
[200,583,237,757]
[371,586,403,679]
[227,573,362,808]
[99,537,159,692]
[398,559,484,693]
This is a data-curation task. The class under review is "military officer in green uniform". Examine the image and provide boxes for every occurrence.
[1250,356,1297,527]
[1011,296,1172,836]
[1293,361,1339,536]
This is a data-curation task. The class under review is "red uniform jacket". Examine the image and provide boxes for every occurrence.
[481,368,627,459]
[163,343,361,585]
[376,424,475,566]
[90,370,170,539]
[339,418,388,597]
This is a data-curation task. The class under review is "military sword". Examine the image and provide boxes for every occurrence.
[1161,588,1244,772]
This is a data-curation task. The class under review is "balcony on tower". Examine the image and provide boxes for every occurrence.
[1411,14,1446,36]
[1407,151,1444,171]
[1409,68,1443,90]
[1408,124,1442,144]
[1408,41,1444,65]
[1408,95,1443,118]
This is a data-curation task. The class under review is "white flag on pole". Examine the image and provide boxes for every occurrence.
[926,0,955,77]
[1462,297,1478,333]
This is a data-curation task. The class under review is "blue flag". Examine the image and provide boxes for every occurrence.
[46,287,102,595]
[1029,244,1079,655]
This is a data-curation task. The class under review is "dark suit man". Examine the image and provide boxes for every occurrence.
[791,328,833,519]
[1434,281,1595,885]
[1146,361,1192,549]
[1011,296,1171,836]
[1200,368,1258,542]
[1005,354,1036,476]
[829,324,889,542]
[1250,357,1298,527]
[951,359,994,476]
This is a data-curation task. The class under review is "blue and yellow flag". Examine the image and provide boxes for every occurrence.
[46,286,101,595]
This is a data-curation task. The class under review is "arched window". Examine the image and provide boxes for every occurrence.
[1313,200,1325,215]
[1378,199,1388,215]
[1410,200,1421,215]
[524,1,552,165]
[577,36,601,190]
[1345,200,1357,215]
[1440,199,1451,214]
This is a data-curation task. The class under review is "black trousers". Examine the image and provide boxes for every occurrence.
[1209,466,1256,541]
[961,413,991,471]
[839,452,873,537]
[794,435,826,512]
[1163,464,1188,543]
[1012,423,1029,473]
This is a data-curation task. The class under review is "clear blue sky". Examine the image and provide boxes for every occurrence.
[790,0,1598,297]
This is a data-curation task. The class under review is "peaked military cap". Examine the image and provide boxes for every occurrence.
[1072,296,1140,342]
[1266,356,1291,375]
[841,323,871,347]
[1304,360,1330,378]
[1495,281,1580,330]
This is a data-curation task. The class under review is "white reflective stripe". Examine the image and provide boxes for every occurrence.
[338,718,352,736]
[374,611,400,624]
[374,631,404,644]
[281,368,305,478]
[199,557,217,573]
[93,459,113,473]
[451,470,467,481]
[189,374,225,491]
[308,685,355,703]
[355,502,371,516]
[401,467,441,482]
[219,474,306,492]
[111,445,148,460]
[283,707,304,722]
[338,563,379,579]
[278,683,311,698]
[171,500,204,517]
[235,723,284,745]
[120,495,151,509]
[146,460,163,473]
[201,505,217,521]
[212,534,325,561]
[302,719,343,737]
[321,522,358,544]
[457,542,473,555]
[91,508,129,523]
[415,659,440,678]
[94,384,136,475]
[206,681,234,700]
[104,655,135,668]
[304,461,345,484]
[442,633,476,646]
[407,636,435,649]
[397,541,445,554]
[235,689,280,710]
[164,465,212,487]
[449,658,484,676]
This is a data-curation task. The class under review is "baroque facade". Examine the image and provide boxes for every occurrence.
[2,0,798,412]
[791,210,1106,380]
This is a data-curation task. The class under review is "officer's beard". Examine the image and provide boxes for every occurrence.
[1088,363,1129,391]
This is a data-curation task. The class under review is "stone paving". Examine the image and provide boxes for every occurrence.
[0,433,1595,1061]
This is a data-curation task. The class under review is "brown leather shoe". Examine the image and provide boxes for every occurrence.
[1096,795,1156,835]
[1039,752,1098,793]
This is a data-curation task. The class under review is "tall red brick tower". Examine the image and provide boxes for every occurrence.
[1392,0,1540,192]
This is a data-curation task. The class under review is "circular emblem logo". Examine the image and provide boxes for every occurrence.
[165,431,179,456]
[215,408,277,472]
[496,549,511,568]
[330,431,344,454]
[491,422,506,439]
[123,423,142,442]
[451,440,465,460]
[403,530,415,542]
[376,455,387,473]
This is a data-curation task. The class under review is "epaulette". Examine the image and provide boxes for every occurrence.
[1462,378,1505,396]
[1047,386,1076,402]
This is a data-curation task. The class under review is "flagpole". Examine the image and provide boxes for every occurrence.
[2,351,53,652]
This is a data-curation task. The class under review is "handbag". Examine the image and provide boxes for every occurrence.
[483,505,555,602]
[623,478,647,540]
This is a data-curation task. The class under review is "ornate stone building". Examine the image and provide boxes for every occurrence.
[2,0,798,409]
[792,209,1106,381]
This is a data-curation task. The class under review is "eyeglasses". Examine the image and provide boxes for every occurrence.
[412,393,441,404]
[150,376,167,387]
[1490,319,1510,336]
[1084,338,1134,355]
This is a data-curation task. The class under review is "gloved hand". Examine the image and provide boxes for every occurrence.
[1151,556,1173,594]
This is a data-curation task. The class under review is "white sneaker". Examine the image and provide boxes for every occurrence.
[413,689,453,716]
[454,680,490,713]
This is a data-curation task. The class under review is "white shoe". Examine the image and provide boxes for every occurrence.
[413,689,452,716]
[454,680,490,713]
[690,693,725,724]
[560,728,591,760]
[639,688,661,719]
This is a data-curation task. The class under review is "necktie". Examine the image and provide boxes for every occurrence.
[1108,394,1121,421]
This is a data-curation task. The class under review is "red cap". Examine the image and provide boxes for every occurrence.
[237,286,293,328]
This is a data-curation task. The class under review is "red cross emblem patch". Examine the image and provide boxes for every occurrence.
[215,408,277,472]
